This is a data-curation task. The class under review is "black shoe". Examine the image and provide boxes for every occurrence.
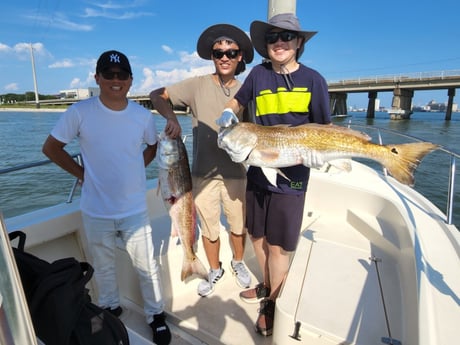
[240,283,270,304]
[255,299,275,336]
[149,312,171,345]
[104,306,123,317]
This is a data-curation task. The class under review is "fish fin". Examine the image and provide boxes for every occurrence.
[181,256,208,282]
[298,123,372,141]
[261,167,291,186]
[257,149,281,161]
[328,159,352,172]
[277,169,291,181]
[382,142,439,186]
[262,167,278,186]
[300,150,325,169]
[170,223,179,237]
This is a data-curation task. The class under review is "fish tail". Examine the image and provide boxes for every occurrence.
[382,142,439,186]
[181,256,208,281]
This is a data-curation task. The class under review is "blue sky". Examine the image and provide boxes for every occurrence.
[1,0,459,108]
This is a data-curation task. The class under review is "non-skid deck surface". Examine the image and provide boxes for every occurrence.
[277,215,404,345]
[119,254,274,345]
[165,256,273,345]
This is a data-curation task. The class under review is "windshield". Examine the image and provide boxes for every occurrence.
[0,216,37,345]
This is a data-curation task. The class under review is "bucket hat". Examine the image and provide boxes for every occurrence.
[250,13,317,59]
[197,24,254,75]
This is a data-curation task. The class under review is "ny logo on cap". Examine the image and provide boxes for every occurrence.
[109,53,121,63]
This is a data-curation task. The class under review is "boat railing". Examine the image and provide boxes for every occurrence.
[0,154,83,205]
[0,134,193,216]
[343,123,459,225]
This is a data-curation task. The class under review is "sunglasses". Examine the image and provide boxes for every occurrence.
[212,49,240,60]
[265,31,298,44]
[100,70,131,80]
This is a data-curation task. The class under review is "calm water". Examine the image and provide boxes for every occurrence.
[1,110,459,228]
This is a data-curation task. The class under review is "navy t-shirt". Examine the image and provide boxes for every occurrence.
[235,62,331,194]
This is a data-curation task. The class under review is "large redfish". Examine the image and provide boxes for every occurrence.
[158,132,207,281]
[217,122,438,186]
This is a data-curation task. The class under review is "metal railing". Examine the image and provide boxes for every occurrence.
[342,123,458,225]
[0,134,192,210]
[328,69,460,86]
[0,154,82,204]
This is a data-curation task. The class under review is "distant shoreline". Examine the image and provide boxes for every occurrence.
[0,107,190,115]
[0,107,65,113]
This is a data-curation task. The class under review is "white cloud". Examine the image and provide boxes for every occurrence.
[152,51,209,71]
[23,14,93,32]
[70,78,81,88]
[49,59,74,69]
[92,0,149,10]
[86,71,96,86]
[5,83,19,91]
[162,45,173,54]
[127,49,218,94]
[3,42,52,62]
[82,0,154,20]
[132,64,214,95]
[0,43,12,53]
[67,71,97,89]
[49,57,96,71]
[83,9,152,19]
[179,51,206,68]
[0,42,49,60]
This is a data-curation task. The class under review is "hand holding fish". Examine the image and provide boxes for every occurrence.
[164,117,182,139]
[216,108,239,127]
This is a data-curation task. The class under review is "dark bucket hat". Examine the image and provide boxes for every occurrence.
[197,24,254,75]
[250,13,317,59]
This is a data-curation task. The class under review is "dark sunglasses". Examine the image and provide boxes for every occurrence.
[265,31,298,44]
[211,49,240,60]
[100,70,131,80]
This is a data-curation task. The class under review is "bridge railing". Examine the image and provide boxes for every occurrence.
[328,69,460,86]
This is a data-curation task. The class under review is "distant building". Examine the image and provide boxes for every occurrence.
[375,99,380,111]
[413,100,458,112]
[59,88,99,100]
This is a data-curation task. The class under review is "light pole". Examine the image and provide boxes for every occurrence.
[29,43,40,109]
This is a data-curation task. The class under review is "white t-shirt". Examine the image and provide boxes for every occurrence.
[51,97,158,218]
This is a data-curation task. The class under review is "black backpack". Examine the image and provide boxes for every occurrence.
[9,230,130,345]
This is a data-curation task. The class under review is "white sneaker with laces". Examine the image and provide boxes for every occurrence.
[231,260,251,288]
[197,263,225,297]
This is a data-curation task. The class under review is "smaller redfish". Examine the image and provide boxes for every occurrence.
[158,132,207,281]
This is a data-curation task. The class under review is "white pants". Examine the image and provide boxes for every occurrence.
[81,211,164,324]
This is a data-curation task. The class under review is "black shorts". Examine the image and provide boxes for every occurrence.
[245,181,306,251]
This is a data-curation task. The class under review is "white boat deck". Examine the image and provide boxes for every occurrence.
[4,160,460,345]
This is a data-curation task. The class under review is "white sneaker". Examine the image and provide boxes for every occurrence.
[197,262,225,297]
[231,260,251,288]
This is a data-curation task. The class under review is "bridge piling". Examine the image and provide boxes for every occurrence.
[366,91,377,118]
[329,92,347,115]
[446,88,455,121]
[387,87,414,119]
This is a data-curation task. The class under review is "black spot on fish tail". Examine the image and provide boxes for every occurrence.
[166,196,177,204]
[383,142,438,186]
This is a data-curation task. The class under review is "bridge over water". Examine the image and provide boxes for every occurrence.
[37,69,460,120]
[328,70,460,120]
